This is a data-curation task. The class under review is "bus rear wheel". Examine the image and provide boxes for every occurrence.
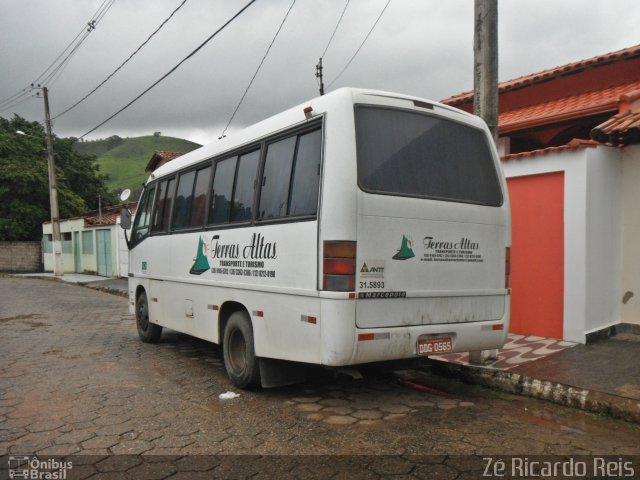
[223,311,261,389]
[136,291,162,343]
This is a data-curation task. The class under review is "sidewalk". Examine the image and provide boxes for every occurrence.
[8,272,640,423]
[12,272,129,297]
[419,330,640,423]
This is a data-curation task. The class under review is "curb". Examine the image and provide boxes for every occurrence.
[83,284,129,298]
[3,273,129,299]
[425,361,640,424]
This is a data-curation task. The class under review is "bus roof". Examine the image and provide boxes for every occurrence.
[147,87,479,182]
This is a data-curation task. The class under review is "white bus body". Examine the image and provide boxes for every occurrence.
[126,88,511,388]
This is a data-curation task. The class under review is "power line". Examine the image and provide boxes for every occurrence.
[220,0,297,139]
[37,0,116,87]
[0,93,37,115]
[0,88,31,110]
[53,0,188,120]
[0,0,115,110]
[78,0,258,140]
[320,0,350,60]
[42,0,117,88]
[326,0,391,89]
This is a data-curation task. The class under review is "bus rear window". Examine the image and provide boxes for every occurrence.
[355,106,503,206]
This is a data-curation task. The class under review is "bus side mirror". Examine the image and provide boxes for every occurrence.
[121,208,132,230]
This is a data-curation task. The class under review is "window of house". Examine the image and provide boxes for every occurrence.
[82,231,93,254]
[61,232,72,254]
[43,234,52,253]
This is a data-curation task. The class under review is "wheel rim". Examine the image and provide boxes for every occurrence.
[138,297,149,332]
[228,328,247,373]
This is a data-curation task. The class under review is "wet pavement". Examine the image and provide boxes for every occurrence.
[8,273,640,423]
[2,276,640,478]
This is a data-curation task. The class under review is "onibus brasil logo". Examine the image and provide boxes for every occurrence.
[392,234,415,260]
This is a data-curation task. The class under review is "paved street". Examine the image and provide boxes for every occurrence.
[1,277,640,478]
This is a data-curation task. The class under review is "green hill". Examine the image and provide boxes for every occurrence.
[75,135,201,199]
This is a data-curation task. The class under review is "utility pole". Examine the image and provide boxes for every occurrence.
[42,86,64,276]
[316,57,325,96]
[473,0,499,143]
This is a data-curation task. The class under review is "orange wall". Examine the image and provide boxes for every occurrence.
[507,172,565,339]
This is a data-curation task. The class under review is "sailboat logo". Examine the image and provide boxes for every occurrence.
[190,236,210,275]
[392,235,415,260]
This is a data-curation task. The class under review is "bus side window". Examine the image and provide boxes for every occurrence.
[189,166,212,227]
[173,170,196,229]
[209,156,237,224]
[172,165,212,230]
[151,178,175,233]
[230,150,260,223]
[289,128,321,216]
[132,185,156,243]
[259,137,296,220]
[258,127,321,220]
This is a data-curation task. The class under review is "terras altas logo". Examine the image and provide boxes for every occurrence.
[392,234,415,260]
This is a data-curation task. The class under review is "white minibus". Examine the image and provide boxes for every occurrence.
[122,88,511,388]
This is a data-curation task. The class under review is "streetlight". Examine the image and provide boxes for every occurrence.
[16,87,63,276]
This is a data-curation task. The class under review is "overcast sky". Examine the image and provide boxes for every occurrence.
[1,0,639,145]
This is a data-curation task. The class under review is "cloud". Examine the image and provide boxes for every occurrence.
[1,0,638,145]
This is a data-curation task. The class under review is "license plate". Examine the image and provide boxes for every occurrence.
[416,337,453,356]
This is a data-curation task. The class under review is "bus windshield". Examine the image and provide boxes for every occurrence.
[355,106,503,206]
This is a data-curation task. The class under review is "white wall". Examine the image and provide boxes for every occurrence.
[584,147,624,335]
[502,145,624,343]
[42,218,84,273]
[503,148,589,342]
[116,217,130,278]
[621,145,640,325]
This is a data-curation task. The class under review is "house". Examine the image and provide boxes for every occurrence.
[42,204,136,278]
[442,44,640,343]
[145,151,185,172]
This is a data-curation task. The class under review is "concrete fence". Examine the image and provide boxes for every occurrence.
[0,241,42,272]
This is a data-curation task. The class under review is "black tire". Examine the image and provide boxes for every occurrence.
[223,311,261,389]
[136,291,162,343]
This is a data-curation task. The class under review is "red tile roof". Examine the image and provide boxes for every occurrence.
[146,151,185,172]
[443,44,640,106]
[500,82,640,133]
[591,110,640,146]
[502,139,599,162]
[84,204,137,227]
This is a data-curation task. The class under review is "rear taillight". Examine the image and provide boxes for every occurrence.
[323,241,356,291]
[505,246,511,289]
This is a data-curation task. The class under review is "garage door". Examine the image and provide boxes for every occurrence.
[507,172,564,339]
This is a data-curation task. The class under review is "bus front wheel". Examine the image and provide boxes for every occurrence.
[136,291,162,343]
[223,311,261,389]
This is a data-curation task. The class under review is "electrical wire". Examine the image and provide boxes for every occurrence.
[220,0,297,139]
[53,0,188,120]
[326,0,391,89]
[0,93,37,115]
[0,88,32,110]
[0,0,115,110]
[320,0,350,60]
[42,0,117,88]
[78,0,257,140]
[36,0,116,87]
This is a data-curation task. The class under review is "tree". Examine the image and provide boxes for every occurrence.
[0,115,116,241]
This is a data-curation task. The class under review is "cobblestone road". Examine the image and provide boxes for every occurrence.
[1,277,639,478]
